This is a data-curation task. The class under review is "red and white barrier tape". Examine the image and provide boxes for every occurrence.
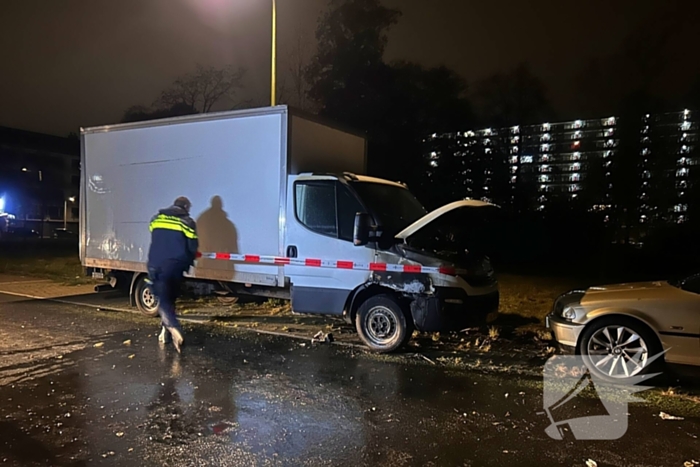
[196,252,464,276]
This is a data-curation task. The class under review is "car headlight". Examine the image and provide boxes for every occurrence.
[562,306,577,320]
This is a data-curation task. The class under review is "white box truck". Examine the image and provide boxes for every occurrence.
[80,106,499,352]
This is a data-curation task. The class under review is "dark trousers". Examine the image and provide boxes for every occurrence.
[148,267,183,331]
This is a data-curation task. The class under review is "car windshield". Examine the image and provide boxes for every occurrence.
[670,273,700,294]
[350,181,427,236]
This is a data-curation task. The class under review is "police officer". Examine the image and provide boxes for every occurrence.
[147,196,198,352]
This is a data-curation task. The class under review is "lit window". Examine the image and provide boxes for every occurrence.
[572,162,581,171]
[604,150,613,158]
[681,121,691,131]
[466,131,475,137]
[572,152,581,160]
[484,128,492,136]
[574,131,582,139]
[511,136,520,144]
[679,157,688,165]
[674,204,688,213]
[541,133,551,142]
[681,145,690,154]
[573,141,581,148]
[684,109,691,118]
[510,166,518,174]
[537,205,545,211]
[677,168,689,177]
[543,123,551,131]
[510,176,517,183]
[484,138,491,145]
[569,185,580,192]
[571,173,580,182]
[511,146,519,154]
[541,143,550,152]
[522,156,534,163]
[605,117,616,126]
[430,151,438,159]
[571,193,578,199]
[510,156,519,164]
[606,139,616,147]
[541,155,550,162]
[511,126,520,134]
[574,120,583,129]
[641,148,650,156]
[485,148,492,154]
[431,133,437,138]
[430,160,438,167]
[540,165,551,173]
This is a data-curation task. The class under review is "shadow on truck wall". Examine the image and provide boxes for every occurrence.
[196,196,239,263]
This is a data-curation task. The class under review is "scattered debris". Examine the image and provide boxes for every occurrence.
[312,331,334,344]
[116,432,124,437]
[418,354,436,365]
[683,460,699,467]
[93,342,104,348]
[127,354,135,359]
[659,412,684,421]
[505,393,509,399]
[585,459,597,467]
[122,340,132,346]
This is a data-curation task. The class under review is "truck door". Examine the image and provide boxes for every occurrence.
[285,178,375,315]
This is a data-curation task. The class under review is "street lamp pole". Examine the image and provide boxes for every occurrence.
[271,0,277,107]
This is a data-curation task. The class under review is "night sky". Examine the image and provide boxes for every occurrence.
[2,0,698,136]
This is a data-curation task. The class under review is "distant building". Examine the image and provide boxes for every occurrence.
[425,110,697,225]
[0,126,80,226]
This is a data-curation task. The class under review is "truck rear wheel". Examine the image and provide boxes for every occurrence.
[355,295,411,353]
[134,275,159,317]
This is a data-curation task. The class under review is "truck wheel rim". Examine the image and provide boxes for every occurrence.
[587,325,648,378]
[142,287,158,311]
[365,306,398,345]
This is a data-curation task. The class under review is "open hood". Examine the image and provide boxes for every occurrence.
[394,200,499,241]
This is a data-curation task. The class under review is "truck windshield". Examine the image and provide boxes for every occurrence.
[350,182,427,236]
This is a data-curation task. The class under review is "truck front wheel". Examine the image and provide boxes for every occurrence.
[134,275,160,317]
[355,295,412,353]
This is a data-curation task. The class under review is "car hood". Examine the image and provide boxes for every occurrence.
[582,281,674,304]
[395,200,499,241]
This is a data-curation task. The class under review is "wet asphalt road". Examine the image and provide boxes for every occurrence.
[0,293,699,467]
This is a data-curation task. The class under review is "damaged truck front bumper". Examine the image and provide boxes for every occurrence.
[410,287,499,332]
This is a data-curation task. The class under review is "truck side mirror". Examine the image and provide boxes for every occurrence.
[353,212,371,246]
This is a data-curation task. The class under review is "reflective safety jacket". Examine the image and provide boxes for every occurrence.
[147,205,199,273]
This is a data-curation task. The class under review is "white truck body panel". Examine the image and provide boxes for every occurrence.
[80,106,366,286]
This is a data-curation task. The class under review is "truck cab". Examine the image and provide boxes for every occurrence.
[286,172,499,352]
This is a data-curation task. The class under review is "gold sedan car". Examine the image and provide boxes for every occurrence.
[547,273,700,382]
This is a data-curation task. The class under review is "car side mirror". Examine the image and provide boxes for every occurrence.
[353,212,372,246]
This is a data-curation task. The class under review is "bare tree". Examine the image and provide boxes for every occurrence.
[154,64,246,113]
[278,32,314,111]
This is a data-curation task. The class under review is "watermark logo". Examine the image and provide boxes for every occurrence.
[542,354,662,440]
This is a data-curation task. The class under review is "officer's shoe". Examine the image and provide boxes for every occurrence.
[158,326,171,344]
[168,327,184,353]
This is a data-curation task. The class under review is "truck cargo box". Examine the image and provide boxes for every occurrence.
[80,106,366,287]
